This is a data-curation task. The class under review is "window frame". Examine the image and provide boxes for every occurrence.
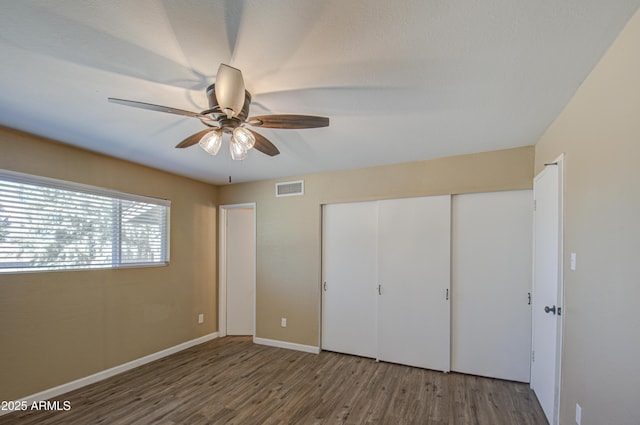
[0,169,170,274]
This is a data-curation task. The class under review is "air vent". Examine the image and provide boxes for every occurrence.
[276,180,304,197]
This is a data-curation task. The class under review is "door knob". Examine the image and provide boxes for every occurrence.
[544,305,556,315]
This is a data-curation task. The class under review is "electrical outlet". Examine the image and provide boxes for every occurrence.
[281,317,287,328]
[198,313,204,324]
[576,403,582,425]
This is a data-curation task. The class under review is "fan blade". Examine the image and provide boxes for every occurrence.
[248,129,280,156]
[108,98,201,118]
[248,114,329,129]
[175,128,213,148]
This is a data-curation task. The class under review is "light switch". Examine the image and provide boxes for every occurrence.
[570,253,577,271]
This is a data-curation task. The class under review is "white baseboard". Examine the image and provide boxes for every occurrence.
[253,337,320,354]
[1,332,219,417]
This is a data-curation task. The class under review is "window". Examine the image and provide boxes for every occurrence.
[0,169,170,273]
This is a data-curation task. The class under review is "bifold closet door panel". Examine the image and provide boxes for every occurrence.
[321,202,378,358]
[377,195,451,371]
[451,190,533,382]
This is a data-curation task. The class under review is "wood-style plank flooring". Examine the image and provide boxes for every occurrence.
[0,337,547,424]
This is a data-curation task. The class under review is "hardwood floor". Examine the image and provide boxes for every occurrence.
[0,337,548,424]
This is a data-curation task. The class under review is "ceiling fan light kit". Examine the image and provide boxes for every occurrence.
[198,129,222,156]
[230,137,248,161]
[108,63,329,161]
[232,127,256,150]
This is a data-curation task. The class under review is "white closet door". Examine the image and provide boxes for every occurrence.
[377,195,451,371]
[322,202,378,358]
[451,190,533,382]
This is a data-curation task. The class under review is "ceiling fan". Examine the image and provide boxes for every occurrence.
[108,64,329,160]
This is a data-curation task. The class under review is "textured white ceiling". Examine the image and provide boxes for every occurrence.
[0,0,638,184]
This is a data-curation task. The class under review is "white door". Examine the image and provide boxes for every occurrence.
[451,190,533,382]
[377,195,451,371]
[226,208,255,335]
[531,162,563,424]
[322,202,378,358]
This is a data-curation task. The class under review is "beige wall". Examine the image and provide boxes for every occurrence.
[535,8,640,425]
[219,146,534,347]
[0,127,218,401]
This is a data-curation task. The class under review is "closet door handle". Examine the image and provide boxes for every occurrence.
[446,288,449,300]
[323,282,327,291]
[378,284,382,295]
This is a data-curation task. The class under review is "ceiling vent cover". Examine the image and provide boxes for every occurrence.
[276,180,304,197]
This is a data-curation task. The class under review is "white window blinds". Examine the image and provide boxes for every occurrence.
[0,169,170,273]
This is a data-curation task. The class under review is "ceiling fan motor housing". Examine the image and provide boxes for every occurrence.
[206,83,252,120]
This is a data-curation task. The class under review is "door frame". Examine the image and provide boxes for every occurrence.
[218,203,257,338]
[531,153,564,425]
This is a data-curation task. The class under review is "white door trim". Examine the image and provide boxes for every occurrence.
[531,153,564,425]
[218,203,256,338]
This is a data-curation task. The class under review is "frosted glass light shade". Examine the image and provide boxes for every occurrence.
[198,130,222,155]
[215,64,245,118]
[230,139,248,160]
[232,127,256,151]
